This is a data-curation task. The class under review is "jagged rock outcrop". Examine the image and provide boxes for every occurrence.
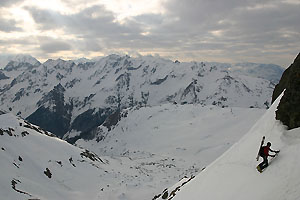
[272,53,300,129]
[26,84,72,137]
[0,71,9,80]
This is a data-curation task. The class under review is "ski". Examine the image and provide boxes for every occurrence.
[256,136,265,161]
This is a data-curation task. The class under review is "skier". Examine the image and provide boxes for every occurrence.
[257,142,280,172]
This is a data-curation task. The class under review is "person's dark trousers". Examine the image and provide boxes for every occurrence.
[259,155,268,170]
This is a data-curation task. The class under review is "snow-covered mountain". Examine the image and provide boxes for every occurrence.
[0,53,290,199]
[0,54,277,140]
[0,54,40,69]
[229,62,284,84]
[0,104,265,200]
[158,93,300,200]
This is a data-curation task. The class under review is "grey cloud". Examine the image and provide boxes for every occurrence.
[25,5,151,53]
[22,0,299,67]
[157,0,300,65]
[133,14,164,26]
[25,7,65,30]
[0,0,22,7]
[40,39,71,53]
[0,17,22,32]
[26,5,143,39]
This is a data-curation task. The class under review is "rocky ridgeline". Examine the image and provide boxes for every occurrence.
[272,53,300,130]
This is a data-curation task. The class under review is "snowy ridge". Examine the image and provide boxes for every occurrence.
[0,54,277,140]
[0,113,106,200]
[169,93,300,200]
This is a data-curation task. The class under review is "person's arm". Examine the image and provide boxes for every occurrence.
[270,149,280,153]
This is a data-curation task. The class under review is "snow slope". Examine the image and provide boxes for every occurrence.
[171,93,300,200]
[0,104,266,200]
[75,104,265,199]
[0,113,107,200]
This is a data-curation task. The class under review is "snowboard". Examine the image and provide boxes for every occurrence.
[256,151,279,173]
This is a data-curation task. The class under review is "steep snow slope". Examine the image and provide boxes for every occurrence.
[76,104,265,199]
[171,93,300,200]
[0,113,106,200]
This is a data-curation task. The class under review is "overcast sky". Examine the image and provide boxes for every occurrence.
[0,0,299,67]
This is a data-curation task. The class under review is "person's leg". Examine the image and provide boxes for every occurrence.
[260,156,268,170]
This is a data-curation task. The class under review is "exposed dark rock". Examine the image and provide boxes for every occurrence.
[69,108,114,142]
[23,121,55,137]
[102,110,122,131]
[21,131,29,137]
[127,64,142,70]
[11,178,32,196]
[44,168,52,178]
[272,53,300,129]
[56,161,63,167]
[116,72,131,91]
[162,190,168,199]
[27,84,72,138]
[151,75,168,85]
[4,61,38,72]
[18,156,23,162]
[0,71,9,80]
[0,128,15,136]
[69,157,76,167]
[13,162,19,168]
[80,149,104,163]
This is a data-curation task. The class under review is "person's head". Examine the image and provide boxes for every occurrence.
[267,142,271,147]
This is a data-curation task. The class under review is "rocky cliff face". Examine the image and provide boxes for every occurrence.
[272,53,300,129]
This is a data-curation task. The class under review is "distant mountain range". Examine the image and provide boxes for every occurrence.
[0,54,283,141]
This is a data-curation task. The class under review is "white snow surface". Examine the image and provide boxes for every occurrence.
[171,93,300,200]
[0,104,265,200]
[0,113,106,200]
[0,104,266,200]
[76,104,265,199]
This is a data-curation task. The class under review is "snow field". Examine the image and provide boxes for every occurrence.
[172,93,300,200]
[76,104,265,199]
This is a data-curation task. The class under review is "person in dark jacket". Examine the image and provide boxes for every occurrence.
[257,142,279,172]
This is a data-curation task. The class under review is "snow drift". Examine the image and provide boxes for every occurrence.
[171,92,300,200]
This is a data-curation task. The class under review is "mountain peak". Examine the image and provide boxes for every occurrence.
[0,54,39,67]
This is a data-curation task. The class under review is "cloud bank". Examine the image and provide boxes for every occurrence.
[0,0,299,67]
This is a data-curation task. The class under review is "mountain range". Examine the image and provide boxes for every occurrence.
[0,53,293,200]
[0,54,282,142]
